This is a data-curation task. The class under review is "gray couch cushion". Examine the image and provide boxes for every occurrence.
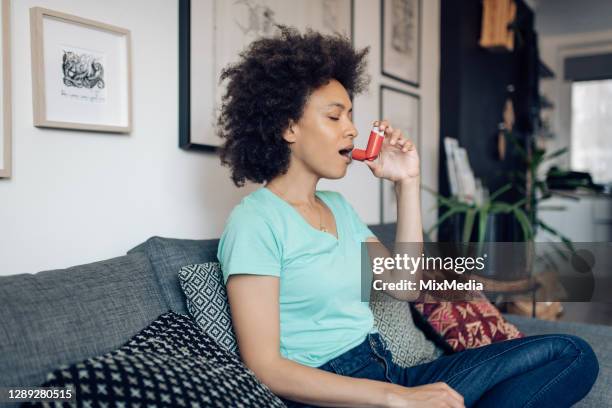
[128,237,220,314]
[505,314,612,408]
[368,223,398,248]
[0,253,168,388]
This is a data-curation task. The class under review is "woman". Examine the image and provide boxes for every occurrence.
[216,27,598,408]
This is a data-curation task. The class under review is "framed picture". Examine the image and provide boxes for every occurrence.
[381,0,421,87]
[179,0,354,151]
[379,85,420,223]
[30,7,132,133]
[0,0,10,178]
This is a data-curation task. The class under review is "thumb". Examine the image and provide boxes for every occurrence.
[363,159,378,174]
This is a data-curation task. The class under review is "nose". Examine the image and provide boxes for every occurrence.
[346,122,358,140]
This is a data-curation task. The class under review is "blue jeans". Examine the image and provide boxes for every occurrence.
[282,332,599,408]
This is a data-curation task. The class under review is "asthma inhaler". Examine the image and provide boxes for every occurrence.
[352,126,384,161]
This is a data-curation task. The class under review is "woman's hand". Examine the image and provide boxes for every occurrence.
[363,120,420,182]
[384,382,465,408]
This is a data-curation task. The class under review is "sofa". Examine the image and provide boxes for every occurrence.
[0,223,610,407]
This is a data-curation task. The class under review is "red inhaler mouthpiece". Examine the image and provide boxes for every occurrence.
[351,149,368,161]
[352,126,384,161]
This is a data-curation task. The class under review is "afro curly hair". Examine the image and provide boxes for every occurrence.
[217,26,370,187]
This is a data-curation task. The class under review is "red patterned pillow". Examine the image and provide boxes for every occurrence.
[413,298,524,352]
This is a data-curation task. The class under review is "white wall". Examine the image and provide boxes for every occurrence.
[535,1,612,242]
[0,0,440,276]
[539,30,612,169]
[323,0,440,232]
[536,0,612,169]
[537,31,612,243]
[536,0,612,37]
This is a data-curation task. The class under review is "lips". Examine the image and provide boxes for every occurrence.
[338,145,354,159]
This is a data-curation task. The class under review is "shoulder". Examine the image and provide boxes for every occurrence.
[227,205,273,231]
[218,193,284,258]
[224,189,280,234]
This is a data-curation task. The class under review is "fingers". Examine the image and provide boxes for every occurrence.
[390,129,414,152]
[391,382,464,408]
[373,120,415,152]
[373,119,389,131]
[374,120,393,139]
[434,382,465,408]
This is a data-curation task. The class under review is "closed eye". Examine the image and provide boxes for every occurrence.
[328,117,340,121]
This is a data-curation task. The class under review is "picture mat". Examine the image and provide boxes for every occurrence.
[42,15,129,127]
[189,0,216,146]
[382,0,419,85]
[380,87,420,223]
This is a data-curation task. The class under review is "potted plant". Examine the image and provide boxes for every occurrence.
[504,131,574,250]
[425,183,533,244]
[424,184,534,280]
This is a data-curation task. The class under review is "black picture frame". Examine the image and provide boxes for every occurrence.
[379,84,421,223]
[178,0,217,152]
[380,0,421,88]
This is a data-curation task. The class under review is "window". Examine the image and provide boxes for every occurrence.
[571,79,612,184]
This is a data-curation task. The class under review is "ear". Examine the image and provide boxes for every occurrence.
[282,120,299,144]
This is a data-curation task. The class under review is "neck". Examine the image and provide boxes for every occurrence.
[265,161,319,206]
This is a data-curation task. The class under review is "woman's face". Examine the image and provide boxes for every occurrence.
[286,79,358,179]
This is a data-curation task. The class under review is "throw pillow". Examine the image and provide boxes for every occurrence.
[178,262,238,353]
[180,262,448,369]
[370,290,445,367]
[26,312,285,408]
[413,296,524,352]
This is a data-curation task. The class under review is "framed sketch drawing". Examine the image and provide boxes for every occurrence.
[0,0,10,178]
[179,0,353,151]
[379,85,420,223]
[381,0,421,87]
[30,7,132,133]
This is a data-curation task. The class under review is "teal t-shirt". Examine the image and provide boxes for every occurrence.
[217,187,377,367]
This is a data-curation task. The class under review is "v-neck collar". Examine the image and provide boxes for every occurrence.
[263,187,340,242]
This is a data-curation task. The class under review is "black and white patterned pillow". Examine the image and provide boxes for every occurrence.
[178,262,238,353]
[26,312,286,408]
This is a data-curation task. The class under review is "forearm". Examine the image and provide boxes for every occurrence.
[255,357,397,408]
[394,177,423,243]
[387,177,423,299]
[364,178,424,301]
